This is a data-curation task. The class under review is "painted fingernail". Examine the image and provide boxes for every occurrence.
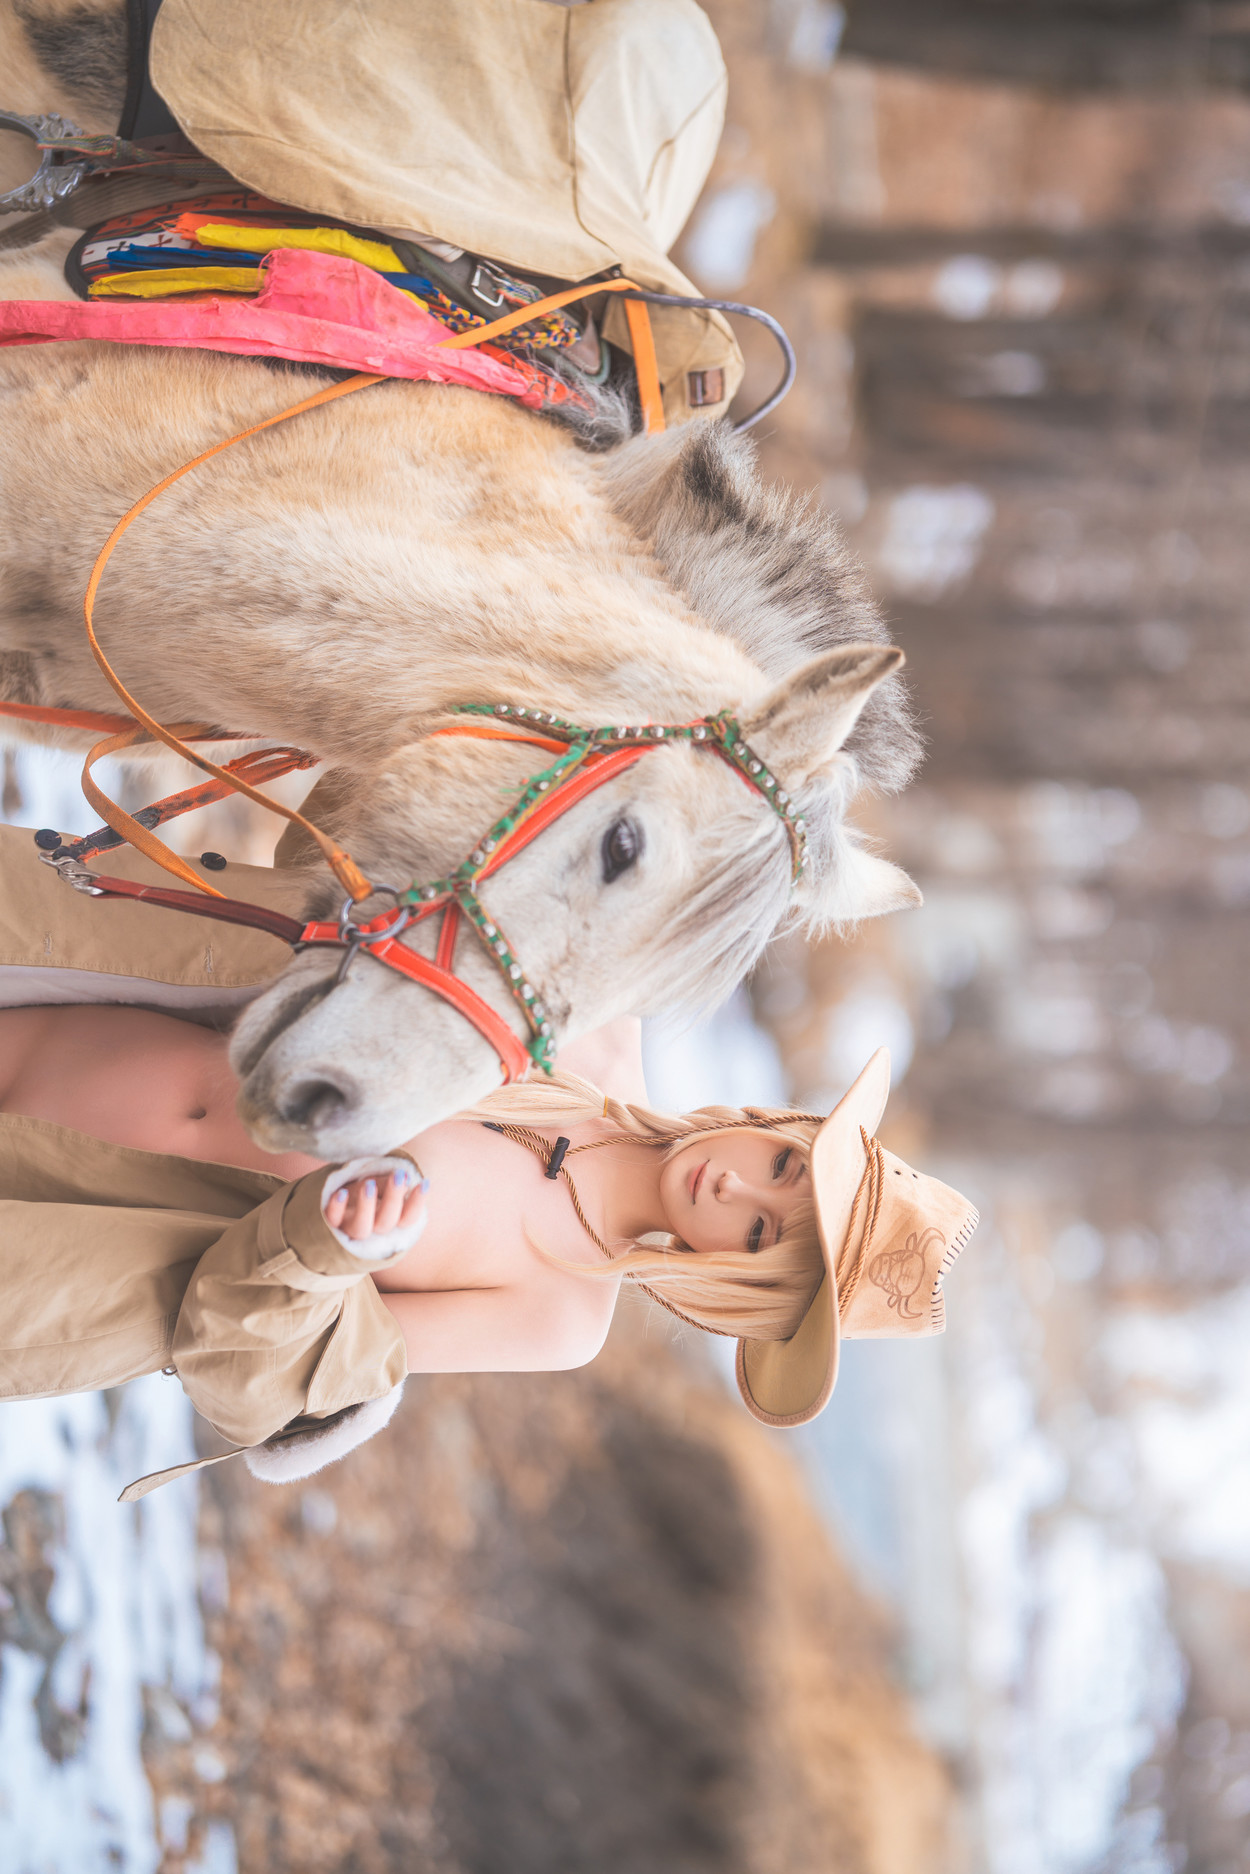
[363,1178,377,1200]
[418,1175,430,1193]
[392,1165,411,1190]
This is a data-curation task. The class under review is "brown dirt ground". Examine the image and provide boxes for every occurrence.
[184,1298,952,1874]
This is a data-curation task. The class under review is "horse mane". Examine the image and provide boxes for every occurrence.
[598,420,922,801]
[547,373,634,451]
[590,419,923,960]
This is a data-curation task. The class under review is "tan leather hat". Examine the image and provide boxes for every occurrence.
[735,1050,979,1429]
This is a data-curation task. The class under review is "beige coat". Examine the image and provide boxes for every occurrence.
[0,828,410,1485]
[150,0,743,423]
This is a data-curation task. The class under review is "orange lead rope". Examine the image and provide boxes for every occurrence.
[79,370,384,900]
[71,282,666,898]
[440,279,666,435]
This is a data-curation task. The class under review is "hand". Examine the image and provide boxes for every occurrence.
[325,1165,427,1242]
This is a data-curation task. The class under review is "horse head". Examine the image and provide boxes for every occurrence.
[230,643,919,1156]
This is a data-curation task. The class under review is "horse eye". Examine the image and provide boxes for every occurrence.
[601,816,644,884]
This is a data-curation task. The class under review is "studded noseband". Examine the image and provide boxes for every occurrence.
[42,699,806,1084]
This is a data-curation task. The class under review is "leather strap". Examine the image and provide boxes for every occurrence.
[61,742,316,863]
[119,1445,246,1502]
[472,744,648,882]
[86,872,307,942]
[434,900,461,971]
[0,700,136,734]
[297,911,532,1083]
[623,297,665,435]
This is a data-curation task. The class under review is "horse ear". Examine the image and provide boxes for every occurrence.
[794,839,923,925]
[740,643,905,785]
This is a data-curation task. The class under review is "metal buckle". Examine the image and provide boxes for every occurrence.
[469,263,508,310]
[38,849,103,894]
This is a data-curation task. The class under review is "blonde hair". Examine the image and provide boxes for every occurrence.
[470,1070,826,1341]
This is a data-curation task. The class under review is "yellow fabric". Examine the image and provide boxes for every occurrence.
[89,267,261,297]
[150,0,742,422]
[191,223,403,271]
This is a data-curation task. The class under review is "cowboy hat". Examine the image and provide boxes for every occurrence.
[735,1049,979,1429]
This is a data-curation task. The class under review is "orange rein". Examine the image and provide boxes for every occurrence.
[77,371,384,899]
[36,279,663,900]
[440,278,666,436]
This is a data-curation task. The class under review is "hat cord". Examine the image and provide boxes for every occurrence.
[482,1119,640,1257]
[832,1129,885,1320]
[479,1114,823,1339]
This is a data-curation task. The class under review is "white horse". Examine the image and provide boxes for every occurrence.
[0,3,922,1155]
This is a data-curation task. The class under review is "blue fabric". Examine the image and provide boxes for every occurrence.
[98,247,443,303]
[100,243,268,271]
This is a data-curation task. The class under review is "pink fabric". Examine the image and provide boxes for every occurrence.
[0,248,540,406]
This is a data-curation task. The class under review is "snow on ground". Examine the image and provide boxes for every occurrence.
[1,747,232,1874]
[949,1217,1188,1874]
[0,1381,228,1874]
[646,996,1196,1874]
[1101,1284,1250,1585]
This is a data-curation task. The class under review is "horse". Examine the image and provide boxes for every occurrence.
[0,1,923,1156]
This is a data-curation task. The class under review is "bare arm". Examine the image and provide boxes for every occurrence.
[376,1281,611,1374]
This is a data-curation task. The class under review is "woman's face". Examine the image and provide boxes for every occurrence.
[658,1128,809,1256]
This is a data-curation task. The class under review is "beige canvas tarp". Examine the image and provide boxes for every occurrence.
[151,0,743,422]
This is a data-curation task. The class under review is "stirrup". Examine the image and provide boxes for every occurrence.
[0,109,90,216]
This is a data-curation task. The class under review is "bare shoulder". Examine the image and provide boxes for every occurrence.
[553,1018,649,1106]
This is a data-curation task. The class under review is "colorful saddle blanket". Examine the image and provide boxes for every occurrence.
[0,241,563,409]
[41,188,602,416]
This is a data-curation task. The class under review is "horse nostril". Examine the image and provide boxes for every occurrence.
[280,1076,355,1129]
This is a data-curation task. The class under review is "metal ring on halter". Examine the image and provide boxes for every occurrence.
[332,926,365,987]
[618,289,798,431]
[332,891,412,986]
[0,109,90,216]
[36,848,104,894]
[336,889,412,946]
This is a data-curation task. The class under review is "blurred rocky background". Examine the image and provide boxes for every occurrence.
[693,3,1250,1870]
[5,1,1250,1869]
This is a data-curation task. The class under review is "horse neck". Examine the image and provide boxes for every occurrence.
[162,384,766,756]
[10,354,765,754]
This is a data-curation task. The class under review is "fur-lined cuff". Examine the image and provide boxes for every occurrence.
[320,1156,427,1262]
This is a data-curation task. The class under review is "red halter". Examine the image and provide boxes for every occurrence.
[38,702,803,1084]
[38,721,650,1085]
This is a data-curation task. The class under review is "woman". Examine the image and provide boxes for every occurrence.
[0,982,978,1499]
[0,826,977,1497]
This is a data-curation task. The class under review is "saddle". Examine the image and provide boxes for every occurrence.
[140,0,743,423]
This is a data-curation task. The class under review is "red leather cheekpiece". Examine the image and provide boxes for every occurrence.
[84,741,652,1084]
[297,900,529,1081]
